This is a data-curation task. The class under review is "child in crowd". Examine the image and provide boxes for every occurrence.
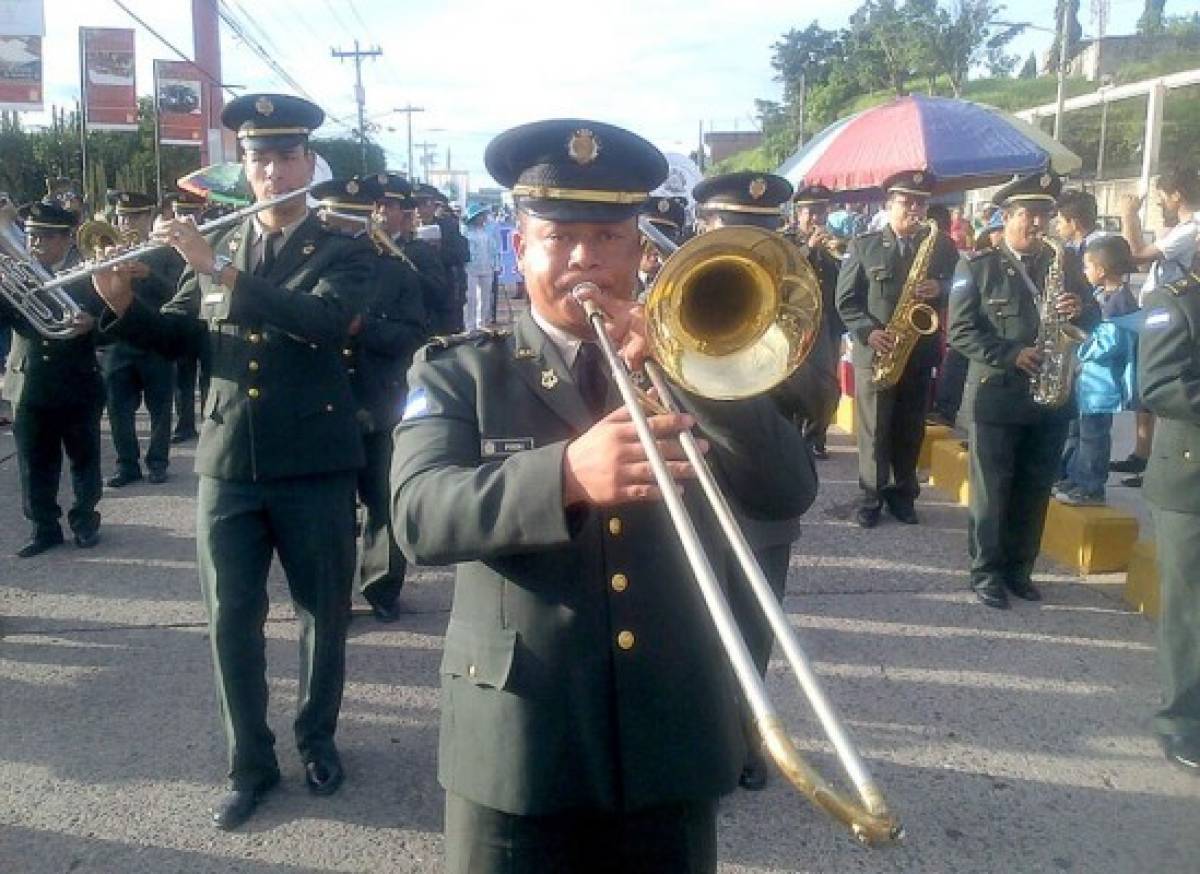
[1056,236,1140,506]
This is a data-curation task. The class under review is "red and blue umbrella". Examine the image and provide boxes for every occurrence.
[778,94,1081,195]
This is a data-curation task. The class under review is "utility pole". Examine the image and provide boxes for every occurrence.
[1053,2,1072,141]
[414,140,437,183]
[393,104,424,178]
[331,40,382,172]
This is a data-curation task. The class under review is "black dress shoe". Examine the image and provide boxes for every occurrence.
[364,592,401,623]
[73,529,100,549]
[1006,578,1042,601]
[1110,453,1147,474]
[17,531,64,558]
[1163,735,1200,774]
[106,470,143,488]
[811,443,829,460]
[885,500,919,525]
[1121,474,1143,488]
[738,757,768,791]
[210,776,279,830]
[170,430,198,444]
[304,756,345,796]
[147,470,168,484]
[972,582,1010,610]
[855,505,882,529]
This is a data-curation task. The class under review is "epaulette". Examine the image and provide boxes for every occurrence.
[425,327,511,351]
[1166,272,1200,296]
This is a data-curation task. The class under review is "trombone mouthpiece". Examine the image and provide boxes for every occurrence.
[571,282,602,317]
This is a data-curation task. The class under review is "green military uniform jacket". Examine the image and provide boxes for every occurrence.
[390,312,817,816]
[835,224,959,371]
[2,247,104,410]
[1140,275,1200,513]
[402,236,452,337]
[342,249,427,434]
[100,211,375,481]
[948,244,1096,424]
[99,245,185,375]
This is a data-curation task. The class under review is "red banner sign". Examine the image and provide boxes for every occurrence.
[81,27,137,131]
[0,34,41,110]
[154,59,203,146]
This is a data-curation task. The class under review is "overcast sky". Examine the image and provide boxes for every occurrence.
[24,0,1145,190]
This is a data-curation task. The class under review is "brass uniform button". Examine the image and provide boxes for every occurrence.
[1185,450,1192,461]
[247,387,260,399]
[248,333,261,344]
[608,517,622,536]
[324,403,334,412]
[468,664,477,678]
[610,573,628,593]
[343,347,353,357]
[248,360,260,371]
[617,630,635,650]
[42,354,51,361]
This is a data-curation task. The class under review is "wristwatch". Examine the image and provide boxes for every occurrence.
[206,255,233,279]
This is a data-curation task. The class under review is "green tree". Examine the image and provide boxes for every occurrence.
[1047,0,1083,72]
[930,0,1019,97]
[1138,0,1167,34]
[1018,51,1039,79]
[310,136,385,179]
[846,0,927,95]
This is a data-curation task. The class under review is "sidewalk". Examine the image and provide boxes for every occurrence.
[1,412,1197,873]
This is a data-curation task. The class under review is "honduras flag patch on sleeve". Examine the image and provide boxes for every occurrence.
[402,388,430,421]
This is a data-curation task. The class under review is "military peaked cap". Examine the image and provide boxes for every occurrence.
[693,172,792,215]
[377,173,417,208]
[792,183,834,205]
[641,195,688,231]
[222,93,324,150]
[21,200,77,231]
[311,175,385,213]
[992,171,1063,207]
[413,183,449,205]
[113,191,156,215]
[162,191,206,214]
[882,170,936,198]
[486,118,668,222]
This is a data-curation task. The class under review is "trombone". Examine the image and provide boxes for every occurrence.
[572,218,902,845]
[0,186,313,339]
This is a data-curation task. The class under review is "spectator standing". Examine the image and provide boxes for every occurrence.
[1055,236,1140,506]
[462,204,498,329]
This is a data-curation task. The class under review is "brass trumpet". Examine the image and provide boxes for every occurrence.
[76,220,141,260]
[573,219,902,845]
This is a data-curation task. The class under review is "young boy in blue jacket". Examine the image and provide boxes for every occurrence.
[1056,236,1140,505]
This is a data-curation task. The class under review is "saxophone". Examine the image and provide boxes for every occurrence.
[1029,235,1089,408]
[871,220,941,388]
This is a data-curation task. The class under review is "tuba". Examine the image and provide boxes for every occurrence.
[1030,235,1088,407]
[871,220,940,388]
[0,202,84,338]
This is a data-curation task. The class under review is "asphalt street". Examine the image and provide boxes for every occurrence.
[2,410,1198,873]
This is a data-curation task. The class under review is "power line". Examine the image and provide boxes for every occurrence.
[108,0,236,96]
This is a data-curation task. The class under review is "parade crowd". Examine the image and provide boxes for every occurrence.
[2,93,1197,873]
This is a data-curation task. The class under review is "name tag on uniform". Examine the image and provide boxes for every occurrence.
[481,438,534,457]
[204,291,225,304]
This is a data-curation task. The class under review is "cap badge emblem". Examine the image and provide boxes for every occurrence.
[913,172,924,184]
[377,174,388,184]
[567,129,600,165]
[748,178,768,200]
[1040,174,1052,188]
[302,242,316,256]
[254,96,275,117]
[540,368,559,389]
[346,180,360,195]
[657,199,670,213]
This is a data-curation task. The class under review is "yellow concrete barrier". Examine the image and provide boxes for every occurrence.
[929,438,969,505]
[1040,500,1139,574]
[1122,539,1160,618]
[834,395,855,434]
[919,425,955,470]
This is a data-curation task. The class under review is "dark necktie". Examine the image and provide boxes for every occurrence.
[574,342,609,419]
[897,236,913,265]
[256,231,281,276]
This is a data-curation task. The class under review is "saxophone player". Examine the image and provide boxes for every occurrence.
[947,172,1097,609]
[835,172,958,528]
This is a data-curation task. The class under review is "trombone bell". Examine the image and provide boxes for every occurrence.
[644,225,822,400]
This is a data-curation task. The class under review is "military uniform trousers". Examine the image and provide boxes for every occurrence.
[446,791,717,874]
[1151,507,1200,742]
[173,349,205,439]
[357,429,406,602]
[967,418,1069,590]
[105,351,175,476]
[853,354,930,507]
[196,471,357,790]
[14,400,103,538]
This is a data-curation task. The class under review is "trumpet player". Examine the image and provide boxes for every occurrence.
[3,201,104,557]
[391,119,816,872]
[88,93,375,829]
[948,172,1096,610]
[835,172,958,528]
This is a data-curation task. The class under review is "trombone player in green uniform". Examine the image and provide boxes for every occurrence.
[89,93,375,829]
[391,119,818,872]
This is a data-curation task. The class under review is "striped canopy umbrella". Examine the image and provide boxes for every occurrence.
[777,94,1082,195]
